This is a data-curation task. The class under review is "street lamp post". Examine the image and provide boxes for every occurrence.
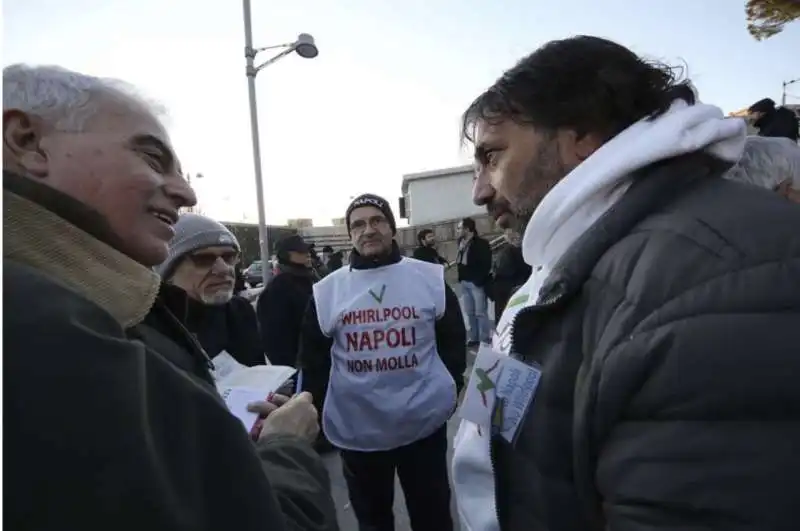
[782,78,800,106]
[185,172,203,213]
[242,0,318,285]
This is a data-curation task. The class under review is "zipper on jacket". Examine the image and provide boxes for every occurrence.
[492,280,569,527]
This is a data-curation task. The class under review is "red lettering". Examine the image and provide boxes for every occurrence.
[344,326,418,352]
[373,329,385,349]
[344,306,422,326]
[386,328,400,348]
[358,332,373,351]
[346,332,359,351]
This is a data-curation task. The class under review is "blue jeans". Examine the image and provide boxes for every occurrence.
[460,281,491,343]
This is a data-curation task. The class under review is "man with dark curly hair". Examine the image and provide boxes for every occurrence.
[452,35,800,531]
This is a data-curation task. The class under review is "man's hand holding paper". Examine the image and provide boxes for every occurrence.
[211,350,300,433]
[247,393,291,417]
[258,392,320,443]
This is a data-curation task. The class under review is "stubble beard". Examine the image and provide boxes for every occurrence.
[511,137,569,234]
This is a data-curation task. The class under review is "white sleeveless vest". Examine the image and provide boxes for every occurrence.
[313,256,457,451]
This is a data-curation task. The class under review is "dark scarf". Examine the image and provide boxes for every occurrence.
[349,240,403,270]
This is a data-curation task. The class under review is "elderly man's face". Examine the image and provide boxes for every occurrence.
[171,245,240,305]
[3,101,196,266]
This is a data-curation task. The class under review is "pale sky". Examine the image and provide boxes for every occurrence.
[3,0,798,226]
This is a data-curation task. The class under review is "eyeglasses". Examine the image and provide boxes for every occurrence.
[350,215,388,232]
[187,251,240,269]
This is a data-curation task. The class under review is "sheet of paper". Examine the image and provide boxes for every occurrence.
[218,386,265,431]
[210,350,246,382]
[216,365,297,396]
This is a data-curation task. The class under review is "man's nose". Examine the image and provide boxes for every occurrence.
[164,174,197,209]
[473,168,494,206]
[211,259,233,275]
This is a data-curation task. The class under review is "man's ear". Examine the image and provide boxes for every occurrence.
[3,109,49,178]
[557,129,604,165]
[574,131,604,162]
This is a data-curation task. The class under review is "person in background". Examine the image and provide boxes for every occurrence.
[725,135,800,203]
[155,213,265,367]
[4,63,337,531]
[234,262,247,294]
[257,234,315,367]
[321,244,344,272]
[488,228,531,323]
[748,97,799,141]
[308,242,328,279]
[299,193,466,531]
[453,35,800,531]
[331,250,344,271]
[456,217,492,346]
[413,228,448,265]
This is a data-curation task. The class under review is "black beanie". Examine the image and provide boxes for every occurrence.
[346,193,397,236]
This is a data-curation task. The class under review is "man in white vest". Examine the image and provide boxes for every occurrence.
[298,193,466,531]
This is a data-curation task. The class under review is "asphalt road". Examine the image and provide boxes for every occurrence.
[323,346,478,531]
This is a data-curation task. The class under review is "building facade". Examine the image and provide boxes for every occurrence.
[287,218,314,229]
[298,225,350,252]
[400,164,484,226]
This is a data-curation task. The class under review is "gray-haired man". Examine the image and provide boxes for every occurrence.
[3,63,337,531]
[725,135,800,203]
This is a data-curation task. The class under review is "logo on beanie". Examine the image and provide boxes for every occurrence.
[219,234,233,244]
[352,197,386,210]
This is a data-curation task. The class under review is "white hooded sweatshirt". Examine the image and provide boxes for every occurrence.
[451,100,747,531]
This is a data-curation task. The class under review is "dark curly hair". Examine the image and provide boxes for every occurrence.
[417,228,434,245]
[461,36,694,144]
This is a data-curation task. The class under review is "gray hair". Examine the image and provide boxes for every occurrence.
[725,136,800,190]
[2,63,165,132]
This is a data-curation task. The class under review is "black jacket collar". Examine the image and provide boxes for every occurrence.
[350,241,403,270]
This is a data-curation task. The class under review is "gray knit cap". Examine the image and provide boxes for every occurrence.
[156,213,240,279]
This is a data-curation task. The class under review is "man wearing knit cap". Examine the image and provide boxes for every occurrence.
[298,193,467,531]
[156,213,265,368]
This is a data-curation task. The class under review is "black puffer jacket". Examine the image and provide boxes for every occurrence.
[494,153,800,530]
[257,263,315,367]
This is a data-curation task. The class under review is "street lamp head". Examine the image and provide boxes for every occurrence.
[294,33,318,59]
